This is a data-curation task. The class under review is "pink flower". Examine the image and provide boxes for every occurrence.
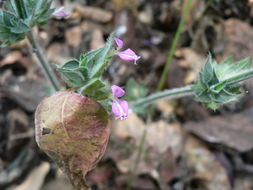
[111,85,128,120]
[118,48,141,63]
[53,6,71,18]
[112,100,128,120]
[114,37,140,64]
[114,37,124,49]
[111,85,125,98]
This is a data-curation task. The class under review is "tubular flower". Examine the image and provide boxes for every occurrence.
[114,37,140,64]
[111,85,128,120]
[53,6,71,18]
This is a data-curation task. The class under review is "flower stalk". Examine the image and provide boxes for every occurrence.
[131,65,253,108]
[225,68,253,85]
[131,85,194,108]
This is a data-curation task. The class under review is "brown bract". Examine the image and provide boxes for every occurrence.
[35,91,109,190]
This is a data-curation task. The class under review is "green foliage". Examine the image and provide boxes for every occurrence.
[193,54,252,110]
[0,0,54,46]
[57,60,88,87]
[124,78,149,115]
[0,10,30,46]
[124,78,148,101]
[79,33,115,78]
[58,33,115,101]
[79,78,111,100]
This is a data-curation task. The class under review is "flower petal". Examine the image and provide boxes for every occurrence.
[118,48,140,63]
[112,100,128,120]
[111,85,125,98]
[53,6,71,18]
[114,37,124,49]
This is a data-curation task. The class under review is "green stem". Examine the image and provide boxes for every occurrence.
[225,68,253,85]
[157,0,192,91]
[131,85,194,108]
[132,66,253,108]
[27,30,61,91]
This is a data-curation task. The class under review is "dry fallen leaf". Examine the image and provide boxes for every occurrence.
[90,29,105,50]
[111,114,184,181]
[46,43,72,64]
[184,136,230,190]
[218,19,253,61]
[0,51,23,67]
[65,26,83,47]
[75,5,113,23]
[176,48,205,84]
[183,108,253,152]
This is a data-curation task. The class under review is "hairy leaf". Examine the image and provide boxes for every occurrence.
[57,60,88,87]
[35,91,110,190]
[79,33,115,78]
[79,78,110,100]
[193,55,252,110]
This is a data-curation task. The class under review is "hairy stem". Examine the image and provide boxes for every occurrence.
[225,68,253,85]
[131,85,194,108]
[27,30,61,91]
[157,0,192,91]
[132,66,253,108]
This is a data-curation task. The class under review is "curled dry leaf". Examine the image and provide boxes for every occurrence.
[35,91,110,190]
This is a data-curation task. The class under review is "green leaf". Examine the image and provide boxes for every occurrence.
[57,60,88,87]
[200,54,214,85]
[216,57,252,81]
[0,10,30,46]
[79,78,110,100]
[79,33,115,78]
[124,78,148,101]
[194,93,211,103]
[210,81,226,94]
[4,0,54,26]
[0,10,30,33]
[31,0,54,25]
[192,81,206,96]
[193,54,251,110]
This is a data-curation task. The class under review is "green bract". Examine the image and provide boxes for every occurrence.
[0,0,54,46]
[193,54,252,110]
[57,33,115,101]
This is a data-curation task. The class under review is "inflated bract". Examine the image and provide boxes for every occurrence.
[35,91,109,190]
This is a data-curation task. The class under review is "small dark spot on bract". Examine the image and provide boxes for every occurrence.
[42,128,51,135]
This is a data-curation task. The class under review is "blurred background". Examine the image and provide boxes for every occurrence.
[1,0,253,189]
